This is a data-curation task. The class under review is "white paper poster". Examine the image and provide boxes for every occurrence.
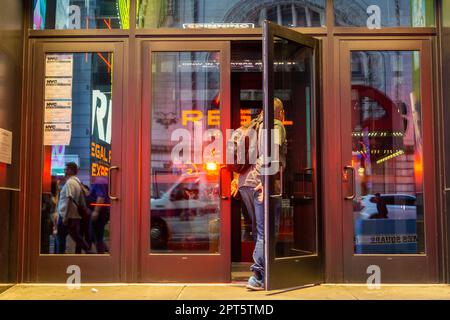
[44,101,72,123]
[45,77,73,100]
[44,53,73,146]
[44,123,72,146]
[0,128,13,165]
[45,54,73,77]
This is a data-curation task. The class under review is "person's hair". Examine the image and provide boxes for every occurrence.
[274,97,284,121]
[375,193,381,197]
[254,98,284,121]
[65,162,79,175]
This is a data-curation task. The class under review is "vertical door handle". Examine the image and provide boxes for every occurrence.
[271,165,284,198]
[302,167,314,200]
[108,166,119,201]
[344,166,355,200]
[219,165,229,200]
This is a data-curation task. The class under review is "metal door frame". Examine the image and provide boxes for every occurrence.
[26,40,125,282]
[139,40,232,282]
[263,21,323,290]
[339,38,439,283]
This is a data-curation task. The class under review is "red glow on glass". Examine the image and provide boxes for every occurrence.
[42,147,52,193]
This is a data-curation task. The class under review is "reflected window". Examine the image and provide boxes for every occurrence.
[137,0,325,28]
[445,0,450,27]
[334,0,435,27]
[150,51,221,253]
[40,52,113,255]
[32,0,130,30]
[351,50,425,254]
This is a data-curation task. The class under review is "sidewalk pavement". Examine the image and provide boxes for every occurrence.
[1,284,450,300]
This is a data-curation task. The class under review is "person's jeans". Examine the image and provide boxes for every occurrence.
[57,216,91,253]
[239,186,265,282]
[56,216,67,254]
[91,210,109,254]
[239,187,257,242]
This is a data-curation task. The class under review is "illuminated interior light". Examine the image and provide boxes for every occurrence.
[352,131,404,137]
[206,162,218,172]
[355,149,403,155]
[358,167,365,176]
[376,150,405,165]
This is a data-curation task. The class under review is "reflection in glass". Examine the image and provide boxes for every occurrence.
[40,52,113,254]
[351,51,425,254]
[444,0,450,27]
[272,38,317,258]
[334,0,435,27]
[32,0,130,30]
[137,0,325,29]
[150,52,221,253]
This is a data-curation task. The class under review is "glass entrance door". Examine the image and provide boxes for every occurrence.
[29,42,124,282]
[262,21,322,290]
[141,41,231,282]
[340,40,438,282]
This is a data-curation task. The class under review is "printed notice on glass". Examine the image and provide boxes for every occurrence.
[44,101,72,123]
[44,123,72,146]
[0,128,12,164]
[45,54,73,77]
[45,78,72,100]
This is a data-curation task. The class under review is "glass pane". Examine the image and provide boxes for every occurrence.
[150,51,221,253]
[40,52,113,255]
[444,0,450,27]
[32,0,130,30]
[351,51,425,254]
[137,0,325,29]
[334,0,435,27]
[443,2,450,187]
[272,38,317,258]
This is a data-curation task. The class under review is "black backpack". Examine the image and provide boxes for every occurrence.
[226,116,262,174]
[72,181,90,221]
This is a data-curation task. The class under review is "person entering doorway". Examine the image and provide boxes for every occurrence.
[231,98,287,291]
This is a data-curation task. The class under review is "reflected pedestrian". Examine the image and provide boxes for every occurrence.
[87,180,110,254]
[56,162,93,254]
[370,193,388,219]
